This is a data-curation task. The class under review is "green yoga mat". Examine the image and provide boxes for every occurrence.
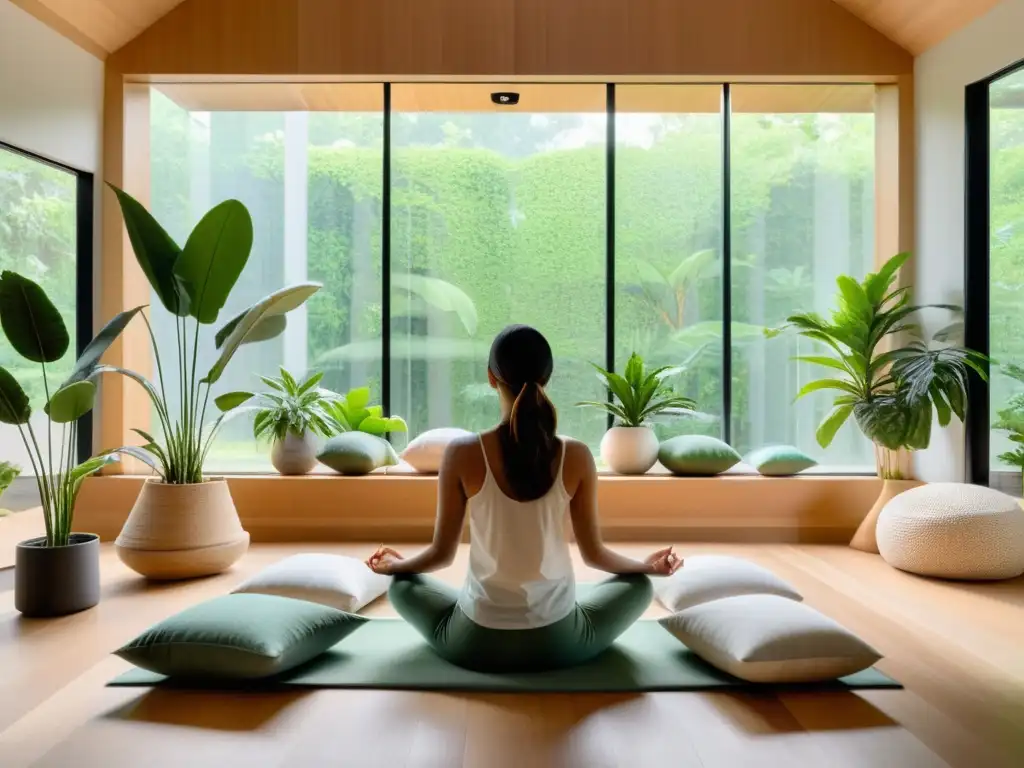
[109,619,900,692]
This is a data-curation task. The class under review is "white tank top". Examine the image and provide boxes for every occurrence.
[457,435,576,630]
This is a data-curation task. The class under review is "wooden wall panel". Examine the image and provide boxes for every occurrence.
[832,0,1003,55]
[110,0,913,77]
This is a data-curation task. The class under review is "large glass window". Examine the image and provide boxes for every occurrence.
[149,85,383,471]
[988,66,1024,491]
[0,144,85,477]
[730,85,876,468]
[145,82,880,472]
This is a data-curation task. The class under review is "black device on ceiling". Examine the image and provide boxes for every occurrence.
[491,92,520,106]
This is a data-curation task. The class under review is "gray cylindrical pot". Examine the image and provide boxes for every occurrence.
[15,533,100,618]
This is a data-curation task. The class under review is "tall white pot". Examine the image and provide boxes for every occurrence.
[600,426,659,475]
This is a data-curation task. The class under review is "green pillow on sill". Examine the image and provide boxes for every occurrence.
[658,435,741,476]
[745,445,818,477]
[317,432,400,476]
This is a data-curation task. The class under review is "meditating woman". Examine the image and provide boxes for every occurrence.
[367,324,681,673]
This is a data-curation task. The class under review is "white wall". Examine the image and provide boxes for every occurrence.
[915,0,1024,481]
[0,0,103,171]
[0,0,103,495]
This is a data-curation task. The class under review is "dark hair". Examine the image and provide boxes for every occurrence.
[488,325,558,501]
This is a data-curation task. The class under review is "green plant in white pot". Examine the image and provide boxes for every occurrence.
[104,186,321,580]
[577,353,696,474]
[216,368,337,476]
[774,252,986,552]
[0,271,136,616]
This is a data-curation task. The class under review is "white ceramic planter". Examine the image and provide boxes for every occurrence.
[271,430,319,475]
[115,478,250,580]
[600,426,659,475]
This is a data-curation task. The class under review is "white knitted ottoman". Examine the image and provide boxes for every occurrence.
[876,483,1024,580]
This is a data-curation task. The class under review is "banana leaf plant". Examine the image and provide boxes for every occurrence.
[103,185,321,484]
[0,271,129,545]
[770,252,987,479]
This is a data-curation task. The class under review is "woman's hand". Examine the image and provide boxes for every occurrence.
[366,546,405,575]
[644,546,682,576]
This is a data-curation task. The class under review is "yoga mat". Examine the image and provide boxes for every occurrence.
[109,620,900,692]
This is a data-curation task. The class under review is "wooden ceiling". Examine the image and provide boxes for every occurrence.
[9,0,1005,60]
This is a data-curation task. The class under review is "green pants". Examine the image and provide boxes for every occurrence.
[389,573,653,673]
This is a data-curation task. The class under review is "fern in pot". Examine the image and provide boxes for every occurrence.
[217,368,337,476]
[774,252,986,552]
[0,271,137,616]
[577,352,696,474]
[103,186,321,579]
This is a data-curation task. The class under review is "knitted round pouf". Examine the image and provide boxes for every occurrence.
[876,483,1024,580]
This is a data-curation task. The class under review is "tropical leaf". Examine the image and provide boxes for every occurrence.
[0,366,30,425]
[44,380,97,423]
[392,273,477,336]
[176,199,254,324]
[214,311,287,349]
[0,271,69,363]
[346,387,371,410]
[215,391,255,412]
[107,184,190,316]
[63,305,146,385]
[205,282,321,384]
[107,446,165,477]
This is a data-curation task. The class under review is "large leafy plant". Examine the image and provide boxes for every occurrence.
[0,272,129,544]
[105,186,321,484]
[215,368,337,443]
[993,363,1024,479]
[776,252,986,476]
[323,387,408,436]
[576,352,696,428]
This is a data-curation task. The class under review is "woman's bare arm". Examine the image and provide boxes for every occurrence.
[567,441,667,575]
[383,440,469,575]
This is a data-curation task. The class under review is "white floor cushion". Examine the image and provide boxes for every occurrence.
[400,428,474,473]
[876,483,1024,580]
[232,553,390,613]
[654,555,802,613]
[659,595,881,683]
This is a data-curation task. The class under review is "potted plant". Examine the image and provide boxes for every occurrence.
[104,186,321,579]
[217,368,337,475]
[0,271,137,616]
[322,386,408,437]
[577,352,696,474]
[0,461,19,516]
[775,252,987,552]
[993,363,1024,497]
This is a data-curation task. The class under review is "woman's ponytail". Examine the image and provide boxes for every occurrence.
[501,381,559,501]
[488,325,560,501]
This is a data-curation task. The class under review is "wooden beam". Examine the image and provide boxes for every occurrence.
[110,0,913,78]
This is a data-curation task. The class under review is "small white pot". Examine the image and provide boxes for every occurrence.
[600,426,659,475]
[271,431,320,476]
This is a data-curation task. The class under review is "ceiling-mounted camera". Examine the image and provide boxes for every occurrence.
[491,92,520,106]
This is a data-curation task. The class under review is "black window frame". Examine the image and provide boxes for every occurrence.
[964,58,1024,487]
[0,140,94,464]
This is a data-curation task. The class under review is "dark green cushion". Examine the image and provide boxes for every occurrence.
[115,594,367,680]
[745,445,818,476]
[317,432,400,475]
[659,435,741,476]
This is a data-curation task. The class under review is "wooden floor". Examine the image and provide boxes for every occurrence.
[1,540,1023,767]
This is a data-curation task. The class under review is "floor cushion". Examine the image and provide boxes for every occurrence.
[115,593,367,679]
[232,553,390,612]
[876,482,1024,580]
[655,554,803,613]
[658,594,881,683]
